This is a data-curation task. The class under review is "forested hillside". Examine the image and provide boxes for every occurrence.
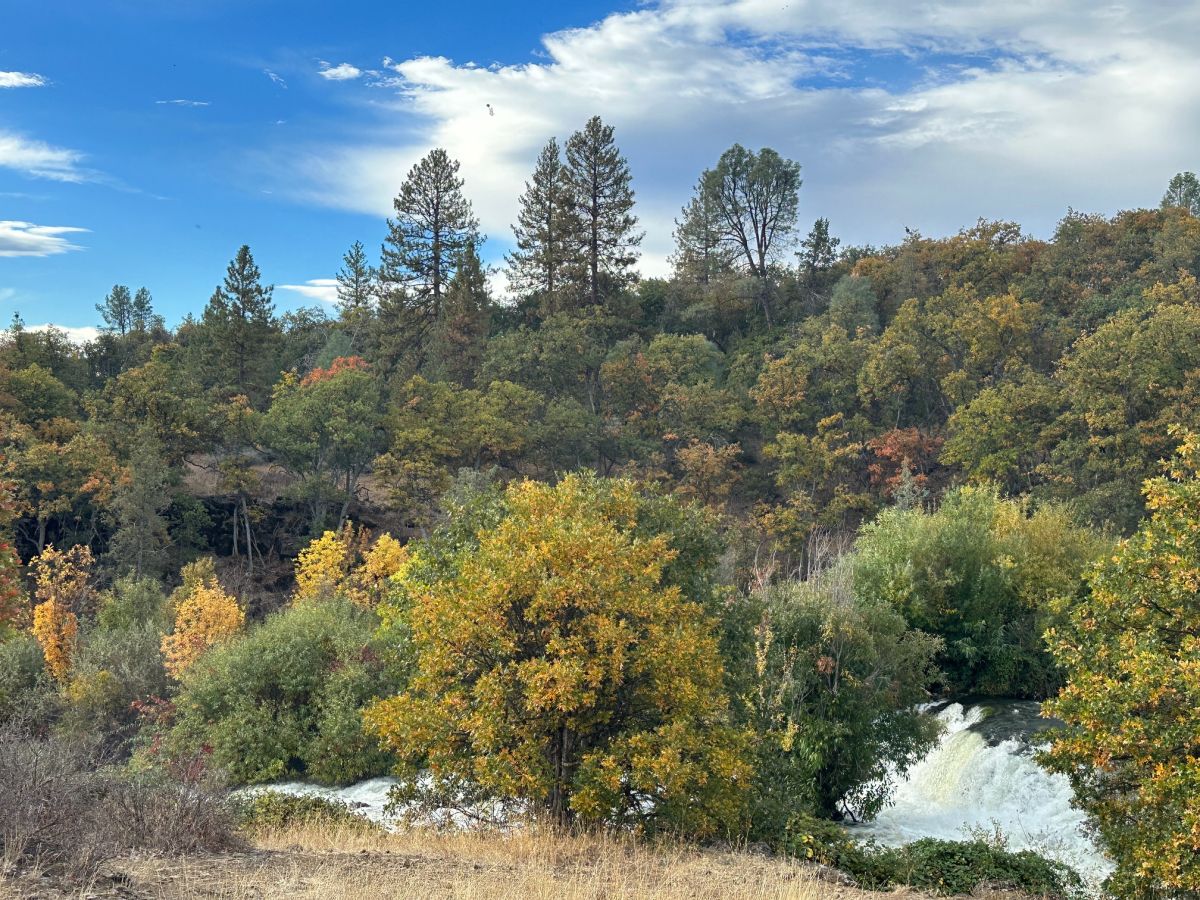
[5,118,1200,896]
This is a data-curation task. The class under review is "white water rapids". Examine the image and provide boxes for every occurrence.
[255,702,1112,892]
[857,702,1112,891]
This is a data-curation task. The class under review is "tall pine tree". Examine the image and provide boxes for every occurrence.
[672,175,736,285]
[562,117,642,309]
[97,285,134,335]
[201,244,277,404]
[427,243,492,387]
[507,138,572,316]
[381,149,479,366]
[336,240,376,352]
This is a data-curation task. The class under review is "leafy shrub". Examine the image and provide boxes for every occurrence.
[776,819,1082,898]
[236,790,380,834]
[747,563,942,834]
[95,575,170,633]
[853,486,1106,697]
[0,632,58,727]
[846,839,1083,897]
[160,596,398,785]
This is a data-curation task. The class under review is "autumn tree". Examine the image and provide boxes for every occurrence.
[508,138,572,315]
[161,558,243,679]
[29,544,96,682]
[259,357,385,533]
[365,474,750,835]
[1042,431,1200,896]
[0,478,23,637]
[562,117,642,309]
[380,148,480,366]
[293,526,407,609]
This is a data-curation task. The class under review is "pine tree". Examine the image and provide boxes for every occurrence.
[97,285,134,335]
[130,286,162,334]
[507,138,572,315]
[201,244,277,404]
[336,241,376,352]
[427,243,492,386]
[108,428,173,579]
[1162,171,1200,216]
[797,218,841,314]
[672,175,735,285]
[380,149,479,364]
[562,117,642,309]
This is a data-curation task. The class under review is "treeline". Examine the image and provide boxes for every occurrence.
[3,119,1200,895]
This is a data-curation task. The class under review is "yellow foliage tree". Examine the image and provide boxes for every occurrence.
[364,474,750,836]
[161,559,244,678]
[1043,430,1200,896]
[293,526,407,609]
[29,544,95,682]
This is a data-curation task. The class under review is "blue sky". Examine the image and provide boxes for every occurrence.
[3,0,1199,337]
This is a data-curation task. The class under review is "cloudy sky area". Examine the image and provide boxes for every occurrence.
[2,0,1199,334]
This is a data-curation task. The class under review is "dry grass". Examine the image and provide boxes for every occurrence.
[108,825,902,900]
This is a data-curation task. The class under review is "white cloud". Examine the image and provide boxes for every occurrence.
[0,288,16,304]
[318,62,363,81]
[0,71,45,88]
[156,98,210,107]
[281,0,1200,273]
[264,68,288,88]
[0,221,88,257]
[27,323,100,344]
[278,278,339,304]
[0,131,87,182]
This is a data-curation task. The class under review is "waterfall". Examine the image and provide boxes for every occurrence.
[856,702,1112,891]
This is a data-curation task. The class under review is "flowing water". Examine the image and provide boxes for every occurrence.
[856,701,1112,891]
[255,701,1113,891]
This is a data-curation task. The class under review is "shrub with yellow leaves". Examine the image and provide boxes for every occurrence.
[161,559,244,678]
[364,473,750,837]
[293,526,407,609]
[28,544,95,682]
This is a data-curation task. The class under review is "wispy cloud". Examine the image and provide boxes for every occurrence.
[264,68,288,88]
[278,278,338,304]
[282,0,1200,272]
[156,98,210,107]
[0,71,45,88]
[0,132,87,182]
[0,221,88,257]
[318,61,362,81]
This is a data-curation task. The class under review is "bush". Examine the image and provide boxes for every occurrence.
[59,621,171,751]
[0,722,238,881]
[775,819,1082,898]
[846,839,1083,897]
[0,632,58,727]
[235,790,380,835]
[160,596,398,785]
[853,486,1106,697]
[747,564,942,834]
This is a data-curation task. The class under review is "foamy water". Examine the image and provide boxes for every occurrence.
[857,703,1112,892]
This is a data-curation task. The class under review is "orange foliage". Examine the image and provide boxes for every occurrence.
[300,356,370,388]
[28,544,95,680]
[293,524,407,608]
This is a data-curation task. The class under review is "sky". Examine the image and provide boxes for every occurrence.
[2,0,1199,339]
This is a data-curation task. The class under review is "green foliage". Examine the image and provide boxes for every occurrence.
[747,565,941,831]
[235,790,381,835]
[853,486,1107,697]
[161,597,398,785]
[1042,431,1200,897]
